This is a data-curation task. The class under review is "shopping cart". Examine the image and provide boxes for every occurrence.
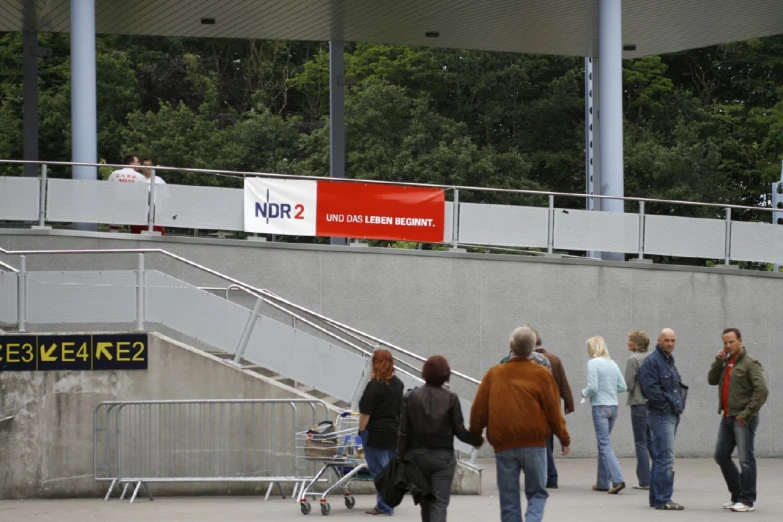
[295,411,370,516]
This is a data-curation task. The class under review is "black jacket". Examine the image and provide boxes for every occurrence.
[397,385,483,454]
[374,452,434,507]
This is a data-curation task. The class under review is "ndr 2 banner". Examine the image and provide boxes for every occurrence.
[243,178,445,242]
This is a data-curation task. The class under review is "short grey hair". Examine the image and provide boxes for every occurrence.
[509,327,536,358]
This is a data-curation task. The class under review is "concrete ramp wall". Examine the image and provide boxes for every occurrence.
[0,333,333,499]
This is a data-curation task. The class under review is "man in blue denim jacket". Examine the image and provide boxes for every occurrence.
[639,328,687,511]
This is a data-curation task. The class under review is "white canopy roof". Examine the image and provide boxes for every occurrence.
[2,0,782,58]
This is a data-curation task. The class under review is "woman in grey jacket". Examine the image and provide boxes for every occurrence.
[397,355,483,522]
[582,336,628,494]
[625,330,653,490]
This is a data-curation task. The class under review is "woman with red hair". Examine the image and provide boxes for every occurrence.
[359,349,404,516]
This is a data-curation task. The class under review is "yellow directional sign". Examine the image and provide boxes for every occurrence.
[96,342,114,361]
[0,334,148,371]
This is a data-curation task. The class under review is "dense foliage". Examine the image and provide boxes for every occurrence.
[2,33,783,218]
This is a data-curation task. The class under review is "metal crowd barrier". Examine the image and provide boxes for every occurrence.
[93,399,331,503]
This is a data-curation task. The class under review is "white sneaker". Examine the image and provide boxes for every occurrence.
[723,501,735,509]
[730,503,755,512]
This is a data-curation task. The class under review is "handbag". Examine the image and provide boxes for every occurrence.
[678,383,689,413]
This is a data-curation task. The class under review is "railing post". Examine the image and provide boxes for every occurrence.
[17,255,26,332]
[547,195,555,254]
[451,188,460,250]
[724,207,732,266]
[135,254,145,331]
[234,297,263,364]
[637,201,645,260]
[38,164,47,227]
[147,170,157,233]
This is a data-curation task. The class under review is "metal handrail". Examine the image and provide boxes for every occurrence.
[0,245,455,384]
[0,260,18,273]
[209,284,426,378]
[0,158,775,214]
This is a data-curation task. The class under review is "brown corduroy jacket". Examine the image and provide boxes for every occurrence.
[536,347,575,414]
[469,358,571,452]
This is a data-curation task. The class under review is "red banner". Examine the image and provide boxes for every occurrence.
[315,181,445,242]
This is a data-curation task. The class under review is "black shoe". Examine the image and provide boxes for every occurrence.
[546,483,558,489]
[608,482,626,494]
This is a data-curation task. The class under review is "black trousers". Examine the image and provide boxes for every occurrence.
[408,447,457,522]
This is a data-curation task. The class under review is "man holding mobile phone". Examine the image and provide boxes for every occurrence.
[708,328,768,513]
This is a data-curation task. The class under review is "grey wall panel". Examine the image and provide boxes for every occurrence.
[730,221,783,264]
[458,203,548,247]
[5,232,783,457]
[243,315,367,402]
[47,179,149,225]
[644,214,726,259]
[443,201,454,243]
[25,270,137,324]
[0,272,17,325]
[553,208,639,253]
[145,271,249,352]
[0,177,39,221]
[154,184,244,231]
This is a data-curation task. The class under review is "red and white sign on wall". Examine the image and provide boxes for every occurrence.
[244,178,444,242]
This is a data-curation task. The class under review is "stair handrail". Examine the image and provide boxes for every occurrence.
[0,246,470,385]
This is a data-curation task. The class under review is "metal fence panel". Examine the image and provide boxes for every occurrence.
[0,272,17,325]
[145,271,250,353]
[554,209,639,253]
[443,201,454,243]
[244,316,367,403]
[458,203,549,247]
[730,221,783,264]
[0,176,39,220]
[26,270,137,324]
[154,184,244,231]
[47,178,149,225]
[644,214,726,259]
[94,400,328,490]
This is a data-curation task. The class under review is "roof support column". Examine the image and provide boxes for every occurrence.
[329,40,346,246]
[70,0,98,229]
[585,56,601,258]
[22,30,39,179]
[598,0,624,260]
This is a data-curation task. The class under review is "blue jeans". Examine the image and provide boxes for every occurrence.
[592,406,624,488]
[631,404,653,487]
[714,416,759,506]
[364,443,396,514]
[545,436,558,486]
[648,410,679,507]
[495,446,548,522]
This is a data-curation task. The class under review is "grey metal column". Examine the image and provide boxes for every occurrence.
[598,0,623,261]
[23,30,39,179]
[585,56,600,259]
[585,57,596,212]
[329,41,347,246]
[70,0,98,229]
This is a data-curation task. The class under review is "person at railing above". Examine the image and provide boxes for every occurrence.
[107,154,145,183]
[396,355,483,522]
[128,158,167,235]
[359,349,405,516]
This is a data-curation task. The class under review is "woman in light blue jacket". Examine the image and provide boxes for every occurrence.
[582,336,628,494]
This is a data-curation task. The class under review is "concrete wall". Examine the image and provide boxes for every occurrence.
[0,332,334,499]
[2,230,782,459]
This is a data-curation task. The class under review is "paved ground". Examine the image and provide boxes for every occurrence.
[3,458,782,521]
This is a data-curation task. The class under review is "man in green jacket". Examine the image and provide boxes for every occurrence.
[708,328,768,513]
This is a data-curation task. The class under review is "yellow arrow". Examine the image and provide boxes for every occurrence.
[40,344,58,362]
[96,342,113,361]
